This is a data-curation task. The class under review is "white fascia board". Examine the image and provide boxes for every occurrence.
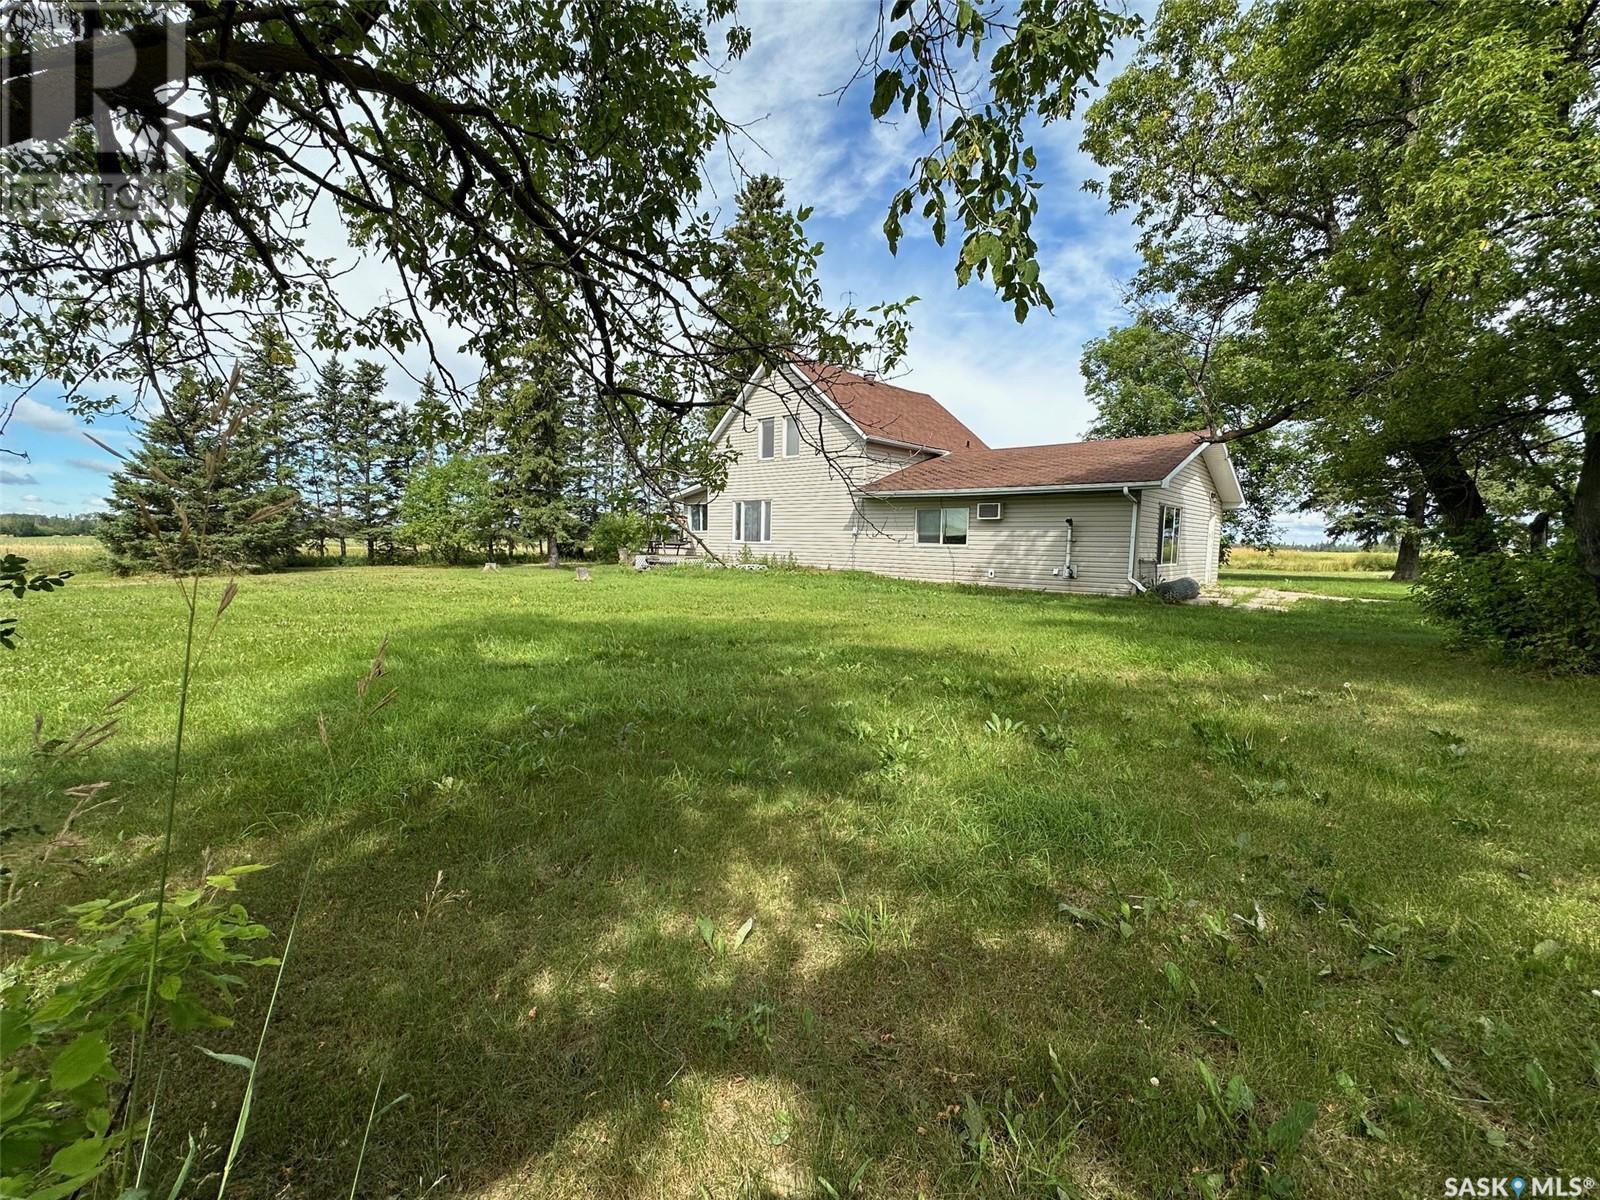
[1157,442,1209,488]
[1155,440,1246,511]
[864,434,950,456]
[705,362,774,443]
[863,481,1164,499]
[1201,441,1247,510]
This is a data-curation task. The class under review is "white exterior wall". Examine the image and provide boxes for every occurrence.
[690,371,1228,596]
[848,491,1139,595]
[1137,456,1223,585]
[693,372,928,566]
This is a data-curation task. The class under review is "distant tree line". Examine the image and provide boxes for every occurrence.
[0,513,102,536]
[99,323,682,573]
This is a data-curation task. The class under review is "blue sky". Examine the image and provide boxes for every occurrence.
[0,2,1325,540]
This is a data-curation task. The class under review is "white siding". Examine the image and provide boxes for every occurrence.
[693,371,1227,596]
[695,371,928,566]
[1138,456,1223,585]
[848,492,1139,595]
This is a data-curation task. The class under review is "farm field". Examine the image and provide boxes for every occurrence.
[3,564,1596,1199]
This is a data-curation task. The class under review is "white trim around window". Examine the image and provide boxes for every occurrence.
[759,417,775,458]
[734,499,771,543]
[915,505,968,546]
[784,414,800,456]
[687,502,707,533]
[1159,504,1182,565]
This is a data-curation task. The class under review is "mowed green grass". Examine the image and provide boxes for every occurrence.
[4,566,1597,1199]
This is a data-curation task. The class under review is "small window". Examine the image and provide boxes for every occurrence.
[1159,505,1182,565]
[759,417,775,458]
[735,499,770,543]
[687,503,707,533]
[784,415,800,456]
[916,506,968,546]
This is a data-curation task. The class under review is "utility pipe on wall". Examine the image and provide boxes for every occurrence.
[1122,487,1146,594]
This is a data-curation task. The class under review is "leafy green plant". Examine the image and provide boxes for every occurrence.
[1192,1058,1317,1197]
[830,890,902,953]
[983,712,1024,737]
[591,510,657,563]
[0,867,276,1198]
[1418,538,1600,673]
[1,553,72,650]
[706,999,774,1053]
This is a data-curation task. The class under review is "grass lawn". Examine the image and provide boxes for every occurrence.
[4,565,1597,1199]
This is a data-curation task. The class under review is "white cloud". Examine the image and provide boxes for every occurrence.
[8,396,78,434]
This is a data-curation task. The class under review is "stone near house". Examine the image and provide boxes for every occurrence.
[482,562,500,572]
[574,566,592,582]
[1155,576,1201,603]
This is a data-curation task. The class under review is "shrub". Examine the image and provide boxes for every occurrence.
[0,868,275,1197]
[591,511,652,563]
[1417,538,1600,673]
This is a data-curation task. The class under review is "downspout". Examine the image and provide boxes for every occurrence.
[1122,486,1146,594]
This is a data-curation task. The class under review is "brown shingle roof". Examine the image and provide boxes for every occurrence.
[863,431,1206,494]
[787,361,987,453]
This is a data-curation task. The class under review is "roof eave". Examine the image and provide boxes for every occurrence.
[863,480,1167,498]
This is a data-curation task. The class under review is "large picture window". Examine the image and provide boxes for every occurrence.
[759,417,775,458]
[916,506,968,546]
[784,414,800,456]
[734,499,771,543]
[1159,505,1182,565]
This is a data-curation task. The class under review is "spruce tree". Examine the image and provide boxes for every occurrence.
[310,358,353,557]
[704,173,795,421]
[241,322,309,488]
[99,371,299,572]
[411,372,458,467]
[345,359,403,561]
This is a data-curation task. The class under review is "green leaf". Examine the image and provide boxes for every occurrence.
[198,1046,256,1070]
[870,70,902,120]
[732,916,755,950]
[48,1136,109,1178]
[50,1032,111,1092]
[157,973,182,1001]
[1265,1101,1316,1157]
[1225,1074,1256,1116]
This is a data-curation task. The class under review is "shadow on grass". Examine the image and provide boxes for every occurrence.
[16,577,1599,1198]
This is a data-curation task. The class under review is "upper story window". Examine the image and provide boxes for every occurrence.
[784,415,800,456]
[759,417,775,458]
[1159,504,1182,564]
[916,506,968,546]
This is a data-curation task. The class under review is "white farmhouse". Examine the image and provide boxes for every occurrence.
[673,360,1244,595]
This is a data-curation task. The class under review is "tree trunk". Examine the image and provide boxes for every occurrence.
[1573,426,1600,601]
[1390,488,1425,581]
[547,538,560,567]
[1411,438,1494,553]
